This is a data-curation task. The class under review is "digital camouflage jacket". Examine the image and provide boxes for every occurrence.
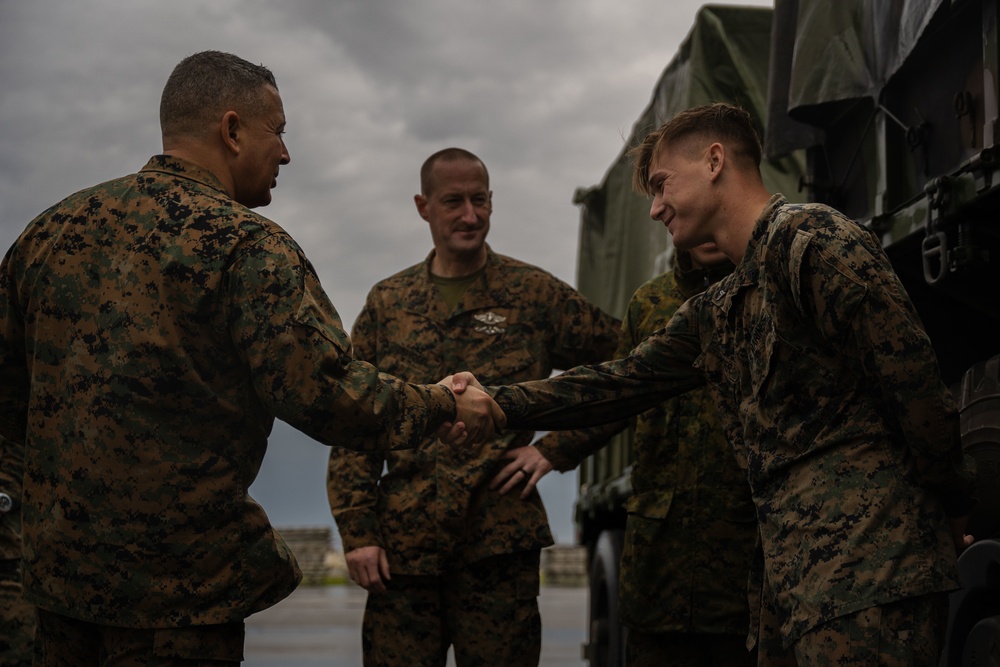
[0,156,457,628]
[537,258,757,636]
[494,195,975,645]
[328,247,619,574]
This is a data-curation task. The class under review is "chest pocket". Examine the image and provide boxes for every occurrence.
[747,318,777,398]
[458,307,546,383]
[693,288,744,403]
[744,314,844,468]
[467,344,538,385]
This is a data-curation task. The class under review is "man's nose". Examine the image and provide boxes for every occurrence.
[649,195,663,221]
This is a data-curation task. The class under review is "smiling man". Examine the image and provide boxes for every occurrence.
[0,52,501,666]
[328,147,619,667]
[448,103,976,665]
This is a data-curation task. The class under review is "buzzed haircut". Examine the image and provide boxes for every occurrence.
[160,50,278,141]
[630,103,763,195]
[419,148,490,196]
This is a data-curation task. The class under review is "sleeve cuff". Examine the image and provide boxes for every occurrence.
[333,508,384,553]
[425,383,457,426]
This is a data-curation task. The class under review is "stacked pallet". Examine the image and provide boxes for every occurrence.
[278,526,335,585]
[541,545,587,586]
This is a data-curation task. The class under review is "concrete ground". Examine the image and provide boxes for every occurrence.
[244,583,588,666]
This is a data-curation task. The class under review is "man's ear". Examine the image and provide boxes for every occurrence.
[414,193,429,221]
[707,142,725,181]
[221,111,241,155]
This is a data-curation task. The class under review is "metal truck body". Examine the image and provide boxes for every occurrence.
[573,2,1000,665]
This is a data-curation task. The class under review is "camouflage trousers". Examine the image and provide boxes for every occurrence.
[0,559,34,667]
[756,591,948,667]
[33,608,244,667]
[625,629,756,667]
[362,550,541,667]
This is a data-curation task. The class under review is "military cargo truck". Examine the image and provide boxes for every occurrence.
[572,2,1000,665]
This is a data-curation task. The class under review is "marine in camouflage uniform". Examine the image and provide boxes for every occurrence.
[0,52,497,665]
[474,105,976,664]
[327,149,619,667]
[0,436,33,667]
[519,248,757,666]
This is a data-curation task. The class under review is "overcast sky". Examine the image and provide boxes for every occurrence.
[0,0,772,547]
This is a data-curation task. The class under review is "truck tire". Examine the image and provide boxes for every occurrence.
[586,528,626,667]
[941,540,1000,666]
[962,616,1000,666]
[958,354,1000,540]
[941,355,1000,665]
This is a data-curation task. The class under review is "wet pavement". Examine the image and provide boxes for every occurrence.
[244,583,588,666]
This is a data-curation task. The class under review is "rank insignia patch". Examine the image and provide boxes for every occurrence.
[473,311,506,335]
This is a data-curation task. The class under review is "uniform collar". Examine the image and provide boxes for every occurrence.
[740,194,788,273]
[705,193,787,309]
[140,155,230,197]
[673,253,735,299]
[402,245,503,321]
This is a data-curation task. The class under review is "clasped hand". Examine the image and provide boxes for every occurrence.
[435,372,506,445]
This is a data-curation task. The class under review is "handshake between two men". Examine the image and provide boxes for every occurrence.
[436,372,500,445]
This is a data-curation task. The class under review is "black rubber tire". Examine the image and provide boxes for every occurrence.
[586,529,626,667]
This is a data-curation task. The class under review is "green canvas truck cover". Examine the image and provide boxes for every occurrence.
[576,4,805,319]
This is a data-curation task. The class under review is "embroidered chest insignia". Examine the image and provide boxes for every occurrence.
[473,311,507,335]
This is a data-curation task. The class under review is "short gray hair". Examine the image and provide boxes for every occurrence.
[160,50,277,140]
[419,148,489,196]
